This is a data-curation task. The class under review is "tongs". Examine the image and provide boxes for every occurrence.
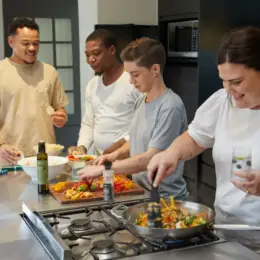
[148,172,162,228]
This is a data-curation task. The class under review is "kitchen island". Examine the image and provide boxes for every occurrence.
[0,171,259,260]
[0,171,149,260]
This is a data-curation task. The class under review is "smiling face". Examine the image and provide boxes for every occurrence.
[8,27,39,64]
[85,40,116,74]
[218,62,260,109]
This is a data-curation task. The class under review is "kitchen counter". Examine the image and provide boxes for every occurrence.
[0,171,260,260]
[0,171,149,213]
[0,170,149,260]
[124,241,260,260]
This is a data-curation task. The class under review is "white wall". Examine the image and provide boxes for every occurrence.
[0,0,158,116]
[78,0,98,117]
[78,0,158,115]
[98,0,158,25]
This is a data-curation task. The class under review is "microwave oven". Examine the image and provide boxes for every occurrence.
[168,19,199,59]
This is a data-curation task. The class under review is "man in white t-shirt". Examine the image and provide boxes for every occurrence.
[69,29,141,155]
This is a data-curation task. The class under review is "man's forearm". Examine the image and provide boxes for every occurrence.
[77,121,94,151]
[103,138,126,155]
[113,141,131,160]
[112,149,160,175]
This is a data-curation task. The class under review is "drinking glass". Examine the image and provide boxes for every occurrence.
[231,146,252,181]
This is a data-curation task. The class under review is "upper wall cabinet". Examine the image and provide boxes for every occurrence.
[159,0,199,20]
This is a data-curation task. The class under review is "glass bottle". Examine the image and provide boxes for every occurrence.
[37,140,49,194]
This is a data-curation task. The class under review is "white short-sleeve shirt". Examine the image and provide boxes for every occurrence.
[188,89,260,250]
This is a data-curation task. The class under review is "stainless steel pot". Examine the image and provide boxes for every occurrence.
[111,200,260,241]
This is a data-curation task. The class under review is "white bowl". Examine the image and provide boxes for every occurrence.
[18,156,68,182]
[67,154,97,169]
[32,143,65,156]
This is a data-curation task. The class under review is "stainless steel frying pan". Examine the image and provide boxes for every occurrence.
[111,200,260,241]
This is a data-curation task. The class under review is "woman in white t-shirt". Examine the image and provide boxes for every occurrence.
[147,26,260,253]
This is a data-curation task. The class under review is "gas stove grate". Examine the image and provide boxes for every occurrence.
[39,200,223,260]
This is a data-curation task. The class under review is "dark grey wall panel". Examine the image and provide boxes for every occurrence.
[199,163,216,188]
[159,0,199,19]
[197,183,216,208]
[164,65,198,123]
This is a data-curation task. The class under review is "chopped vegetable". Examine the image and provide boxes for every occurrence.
[136,196,207,229]
[90,184,97,192]
[80,191,93,198]
[72,181,89,190]
[68,154,94,162]
[52,182,68,191]
[62,175,137,201]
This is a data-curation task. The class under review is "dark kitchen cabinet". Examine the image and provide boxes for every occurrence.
[199,0,260,105]
[95,24,158,58]
[197,0,260,207]
[159,0,199,20]
[160,0,260,207]
[163,64,199,202]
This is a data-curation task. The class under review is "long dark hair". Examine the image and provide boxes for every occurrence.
[217,26,260,71]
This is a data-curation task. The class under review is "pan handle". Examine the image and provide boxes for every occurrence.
[111,204,128,219]
[213,224,260,231]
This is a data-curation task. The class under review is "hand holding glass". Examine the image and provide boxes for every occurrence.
[231,146,252,181]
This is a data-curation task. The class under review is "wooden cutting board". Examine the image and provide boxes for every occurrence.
[49,181,145,204]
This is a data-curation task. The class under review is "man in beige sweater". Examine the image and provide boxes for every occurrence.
[0,17,68,164]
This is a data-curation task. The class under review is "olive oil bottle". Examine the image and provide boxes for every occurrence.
[37,140,49,194]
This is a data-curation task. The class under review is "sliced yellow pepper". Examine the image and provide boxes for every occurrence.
[160,198,168,209]
[170,196,176,209]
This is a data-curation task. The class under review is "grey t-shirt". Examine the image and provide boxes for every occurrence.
[129,88,188,200]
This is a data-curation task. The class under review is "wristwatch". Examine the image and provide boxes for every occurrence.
[104,161,112,170]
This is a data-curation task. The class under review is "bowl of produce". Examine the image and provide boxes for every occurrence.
[17,156,68,183]
[67,154,97,180]
[67,154,97,167]
[33,143,65,156]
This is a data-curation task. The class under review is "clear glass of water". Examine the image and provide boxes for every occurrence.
[231,146,252,181]
[71,162,86,181]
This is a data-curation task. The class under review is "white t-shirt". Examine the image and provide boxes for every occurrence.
[188,89,260,251]
[78,71,141,153]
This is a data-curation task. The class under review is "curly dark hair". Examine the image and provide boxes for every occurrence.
[8,17,39,35]
[86,29,117,49]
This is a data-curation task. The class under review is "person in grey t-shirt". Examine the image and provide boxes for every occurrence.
[78,37,188,200]
[129,90,188,199]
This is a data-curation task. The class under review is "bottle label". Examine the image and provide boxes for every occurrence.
[103,183,114,201]
[37,160,48,185]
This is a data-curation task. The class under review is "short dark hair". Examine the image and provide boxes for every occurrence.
[217,26,260,70]
[86,29,117,48]
[120,37,166,74]
[8,17,39,35]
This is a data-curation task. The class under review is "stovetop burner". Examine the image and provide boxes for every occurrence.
[69,218,92,231]
[32,201,224,260]
[164,239,184,246]
[92,240,116,254]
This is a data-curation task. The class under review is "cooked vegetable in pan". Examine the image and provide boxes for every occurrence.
[136,196,207,229]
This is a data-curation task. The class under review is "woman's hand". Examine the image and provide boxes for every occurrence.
[77,165,104,183]
[147,150,179,187]
[231,171,260,196]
